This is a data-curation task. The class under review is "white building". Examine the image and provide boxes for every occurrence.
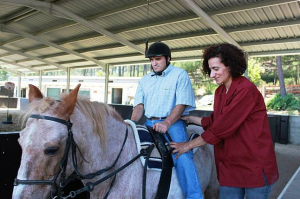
[5,76,141,105]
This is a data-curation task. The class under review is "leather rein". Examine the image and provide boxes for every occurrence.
[14,114,153,199]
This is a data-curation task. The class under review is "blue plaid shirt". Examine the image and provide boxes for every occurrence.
[134,64,196,118]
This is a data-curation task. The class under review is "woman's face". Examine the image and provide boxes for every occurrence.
[208,57,232,88]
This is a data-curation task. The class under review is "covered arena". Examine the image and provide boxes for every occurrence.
[0,0,300,198]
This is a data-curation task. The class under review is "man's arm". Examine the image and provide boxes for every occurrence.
[153,104,186,133]
[131,103,144,122]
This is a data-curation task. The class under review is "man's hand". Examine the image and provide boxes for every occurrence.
[153,120,171,133]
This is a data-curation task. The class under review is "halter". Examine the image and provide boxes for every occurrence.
[14,114,152,199]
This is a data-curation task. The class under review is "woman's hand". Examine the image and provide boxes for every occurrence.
[170,135,207,159]
[181,115,202,126]
[169,142,192,159]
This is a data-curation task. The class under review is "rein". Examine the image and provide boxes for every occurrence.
[14,114,153,199]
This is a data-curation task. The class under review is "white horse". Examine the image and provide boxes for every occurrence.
[12,84,218,199]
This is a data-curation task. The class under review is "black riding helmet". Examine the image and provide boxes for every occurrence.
[146,42,171,60]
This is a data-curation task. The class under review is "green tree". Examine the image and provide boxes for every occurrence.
[276,56,286,96]
[0,70,8,81]
[255,55,300,86]
[248,58,262,86]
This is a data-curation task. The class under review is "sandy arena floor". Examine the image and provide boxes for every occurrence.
[270,143,300,199]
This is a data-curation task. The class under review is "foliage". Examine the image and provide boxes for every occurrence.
[0,70,9,81]
[248,58,262,86]
[173,61,202,73]
[204,81,218,95]
[96,70,105,77]
[254,55,300,85]
[267,94,300,111]
[260,73,275,84]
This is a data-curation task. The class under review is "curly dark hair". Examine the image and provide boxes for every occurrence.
[202,43,248,78]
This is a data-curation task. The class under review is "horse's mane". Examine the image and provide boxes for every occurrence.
[21,94,124,145]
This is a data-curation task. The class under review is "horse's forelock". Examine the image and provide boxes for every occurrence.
[20,97,56,127]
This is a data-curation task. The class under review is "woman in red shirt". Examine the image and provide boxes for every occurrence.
[170,43,279,199]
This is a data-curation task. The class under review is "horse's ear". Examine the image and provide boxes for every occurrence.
[29,84,43,103]
[57,84,81,119]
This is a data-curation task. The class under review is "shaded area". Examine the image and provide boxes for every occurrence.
[270,144,300,199]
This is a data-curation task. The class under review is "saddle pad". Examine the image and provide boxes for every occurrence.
[125,120,200,170]
[125,120,166,171]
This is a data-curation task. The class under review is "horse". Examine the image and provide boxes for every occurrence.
[12,84,219,199]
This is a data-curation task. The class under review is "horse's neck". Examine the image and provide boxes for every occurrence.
[76,114,138,172]
[104,116,138,165]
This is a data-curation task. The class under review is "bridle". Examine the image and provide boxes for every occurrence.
[14,114,153,199]
[14,114,77,198]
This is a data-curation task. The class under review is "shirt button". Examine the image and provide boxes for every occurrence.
[219,162,222,165]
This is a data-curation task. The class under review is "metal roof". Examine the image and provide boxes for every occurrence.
[0,0,300,74]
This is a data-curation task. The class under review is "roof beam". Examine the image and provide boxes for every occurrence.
[0,58,38,73]
[208,0,298,16]
[182,0,240,48]
[1,0,144,53]
[11,18,300,58]
[1,0,297,47]
[111,48,300,66]
[0,45,67,71]
[0,7,35,24]
[12,36,300,65]
[249,50,300,57]
[1,0,163,45]
[30,48,300,70]
[3,0,294,44]
[0,24,106,67]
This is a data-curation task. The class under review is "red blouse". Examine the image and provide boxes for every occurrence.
[201,76,279,188]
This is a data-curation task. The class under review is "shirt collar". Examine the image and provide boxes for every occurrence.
[151,64,173,77]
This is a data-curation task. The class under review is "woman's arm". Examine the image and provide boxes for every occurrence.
[181,115,202,126]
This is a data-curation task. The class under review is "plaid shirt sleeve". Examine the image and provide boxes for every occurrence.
[133,81,144,107]
[175,71,196,114]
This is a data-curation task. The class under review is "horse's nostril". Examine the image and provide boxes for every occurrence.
[44,147,59,156]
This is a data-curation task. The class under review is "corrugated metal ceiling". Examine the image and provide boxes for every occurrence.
[0,0,299,74]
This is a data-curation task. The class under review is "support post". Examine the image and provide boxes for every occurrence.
[67,67,71,93]
[104,64,109,104]
[17,72,21,97]
[39,70,42,90]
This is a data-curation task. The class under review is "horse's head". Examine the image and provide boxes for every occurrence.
[12,84,81,199]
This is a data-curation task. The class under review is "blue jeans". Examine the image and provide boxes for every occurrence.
[145,119,203,199]
[220,172,274,199]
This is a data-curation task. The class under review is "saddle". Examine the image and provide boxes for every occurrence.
[145,126,173,199]
[125,120,173,199]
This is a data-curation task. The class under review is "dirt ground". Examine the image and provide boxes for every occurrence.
[270,143,300,199]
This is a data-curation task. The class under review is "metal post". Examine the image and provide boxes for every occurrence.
[104,64,109,104]
[67,67,71,93]
[17,72,21,97]
[39,70,42,90]
[244,57,248,78]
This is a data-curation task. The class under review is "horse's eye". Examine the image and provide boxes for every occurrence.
[44,147,59,156]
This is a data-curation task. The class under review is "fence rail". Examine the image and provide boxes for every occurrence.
[263,85,300,96]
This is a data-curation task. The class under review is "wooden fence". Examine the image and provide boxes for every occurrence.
[262,85,300,97]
